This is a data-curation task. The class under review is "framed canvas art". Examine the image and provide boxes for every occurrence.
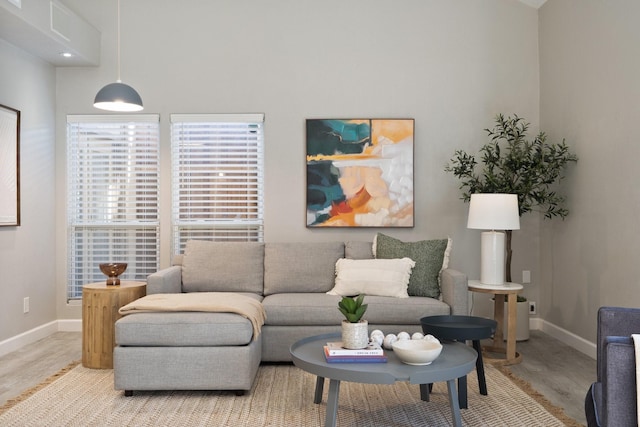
[306,118,414,227]
[0,104,20,227]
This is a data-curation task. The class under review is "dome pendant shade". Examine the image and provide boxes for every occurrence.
[94,81,143,112]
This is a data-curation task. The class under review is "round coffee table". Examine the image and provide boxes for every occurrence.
[420,315,497,408]
[290,333,477,427]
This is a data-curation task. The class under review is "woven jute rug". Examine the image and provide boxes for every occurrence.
[0,361,581,426]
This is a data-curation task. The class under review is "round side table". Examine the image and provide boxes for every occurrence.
[420,315,497,409]
[82,281,146,369]
[468,280,523,365]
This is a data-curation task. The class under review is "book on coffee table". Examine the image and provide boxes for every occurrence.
[323,346,388,363]
[325,341,384,356]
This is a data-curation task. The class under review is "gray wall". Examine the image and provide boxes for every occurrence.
[7,0,635,352]
[54,0,542,321]
[539,0,640,342]
[0,40,56,342]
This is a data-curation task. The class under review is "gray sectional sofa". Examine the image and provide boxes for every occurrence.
[113,240,468,395]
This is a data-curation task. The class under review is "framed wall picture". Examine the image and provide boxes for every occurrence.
[306,118,414,228]
[0,104,20,226]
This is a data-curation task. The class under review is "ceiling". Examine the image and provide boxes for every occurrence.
[0,0,99,66]
[1,0,548,68]
[517,0,548,8]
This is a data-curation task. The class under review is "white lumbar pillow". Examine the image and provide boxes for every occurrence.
[327,257,416,298]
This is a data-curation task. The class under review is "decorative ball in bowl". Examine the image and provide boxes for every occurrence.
[99,263,127,286]
[392,339,443,365]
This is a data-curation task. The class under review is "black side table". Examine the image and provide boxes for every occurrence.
[420,315,497,409]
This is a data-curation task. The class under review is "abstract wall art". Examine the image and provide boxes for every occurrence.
[0,104,20,227]
[306,119,414,227]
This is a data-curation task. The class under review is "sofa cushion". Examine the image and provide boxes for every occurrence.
[116,312,255,346]
[262,293,343,326]
[262,293,449,326]
[327,257,415,298]
[374,233,450,298]
[345,241,374,259]
[263,242,344,295]
[365,294,451,323]
[181,240,264,294]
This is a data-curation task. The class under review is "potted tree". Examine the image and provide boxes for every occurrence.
[338,294,369,349]
[496,295,530,341]
[445,113,578,282]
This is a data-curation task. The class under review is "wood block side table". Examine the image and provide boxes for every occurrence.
[82,281,146,369]
[468,280,523,366]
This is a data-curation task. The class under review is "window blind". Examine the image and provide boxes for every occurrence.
[67,115,160,299]
[171,114,265,255]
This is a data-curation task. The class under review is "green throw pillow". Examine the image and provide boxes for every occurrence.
[374,233,449,298]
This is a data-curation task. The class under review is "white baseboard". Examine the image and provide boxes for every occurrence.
[0,321,59,358]
[58,319,82,332]
[0,319,82,358]
[532,317,596,359]
[0,318,597,360]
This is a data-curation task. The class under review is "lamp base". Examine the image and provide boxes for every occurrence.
[480,231,506,285]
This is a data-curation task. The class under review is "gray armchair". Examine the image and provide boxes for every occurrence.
[585,306,639,427]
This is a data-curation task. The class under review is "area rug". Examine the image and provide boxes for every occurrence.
[0,361,581,426]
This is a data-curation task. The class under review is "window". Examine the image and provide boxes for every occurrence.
[171,114,264,254]
[67,115,160,299]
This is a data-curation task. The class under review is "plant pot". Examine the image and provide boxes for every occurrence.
[341,319,369,349]
[501,300,530,341]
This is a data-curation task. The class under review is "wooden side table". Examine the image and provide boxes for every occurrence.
[82,281,146,369]
[468,280,523,365]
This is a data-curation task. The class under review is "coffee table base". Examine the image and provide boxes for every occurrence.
[313,376,463,427]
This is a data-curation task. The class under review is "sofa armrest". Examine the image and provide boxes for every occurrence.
[147,266,182,294]
[440,268,468,315]
[602,336,637,427]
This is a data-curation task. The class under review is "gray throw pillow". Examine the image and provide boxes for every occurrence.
[374,233,448,298]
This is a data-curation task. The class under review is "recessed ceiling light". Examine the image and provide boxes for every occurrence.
[61,52,73,58]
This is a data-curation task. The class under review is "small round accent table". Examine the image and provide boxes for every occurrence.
[468,280,523,365]
[82,281,146,369]
[420,315,497,409]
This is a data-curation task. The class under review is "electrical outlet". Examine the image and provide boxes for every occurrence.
[522,270,531,284]
[23,297,29,314]
[528,301,536,315]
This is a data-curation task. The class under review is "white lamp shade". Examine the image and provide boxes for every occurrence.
[467,193,520,230]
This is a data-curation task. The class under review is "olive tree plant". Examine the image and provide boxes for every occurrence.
[445,114,578,282]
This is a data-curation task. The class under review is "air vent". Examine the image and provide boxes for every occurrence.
[50,1,71,41]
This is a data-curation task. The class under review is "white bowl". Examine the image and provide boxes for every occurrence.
[392,339,443,365]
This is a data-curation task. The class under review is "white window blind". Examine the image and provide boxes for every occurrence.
[67,115,160,299]
[171,114,264,254]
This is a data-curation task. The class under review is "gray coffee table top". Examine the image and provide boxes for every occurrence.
[291,332,477,384]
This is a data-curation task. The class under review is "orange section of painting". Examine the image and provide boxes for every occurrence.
[371,119,414,147]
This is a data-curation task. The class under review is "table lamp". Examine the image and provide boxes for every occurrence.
[467,193,520,285]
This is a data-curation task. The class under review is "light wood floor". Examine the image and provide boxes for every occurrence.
[0,330,595,425]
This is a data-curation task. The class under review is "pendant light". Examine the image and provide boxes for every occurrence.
[94,0,143,112]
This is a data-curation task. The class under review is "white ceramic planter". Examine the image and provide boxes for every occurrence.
[501,301,530,341]
[341,320,369,349]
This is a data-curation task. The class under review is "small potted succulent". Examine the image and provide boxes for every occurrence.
[338,294,369,349]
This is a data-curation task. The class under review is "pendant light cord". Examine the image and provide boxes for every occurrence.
[116,0,122,83]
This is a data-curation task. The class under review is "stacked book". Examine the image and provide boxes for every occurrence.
[323,341,387,363]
